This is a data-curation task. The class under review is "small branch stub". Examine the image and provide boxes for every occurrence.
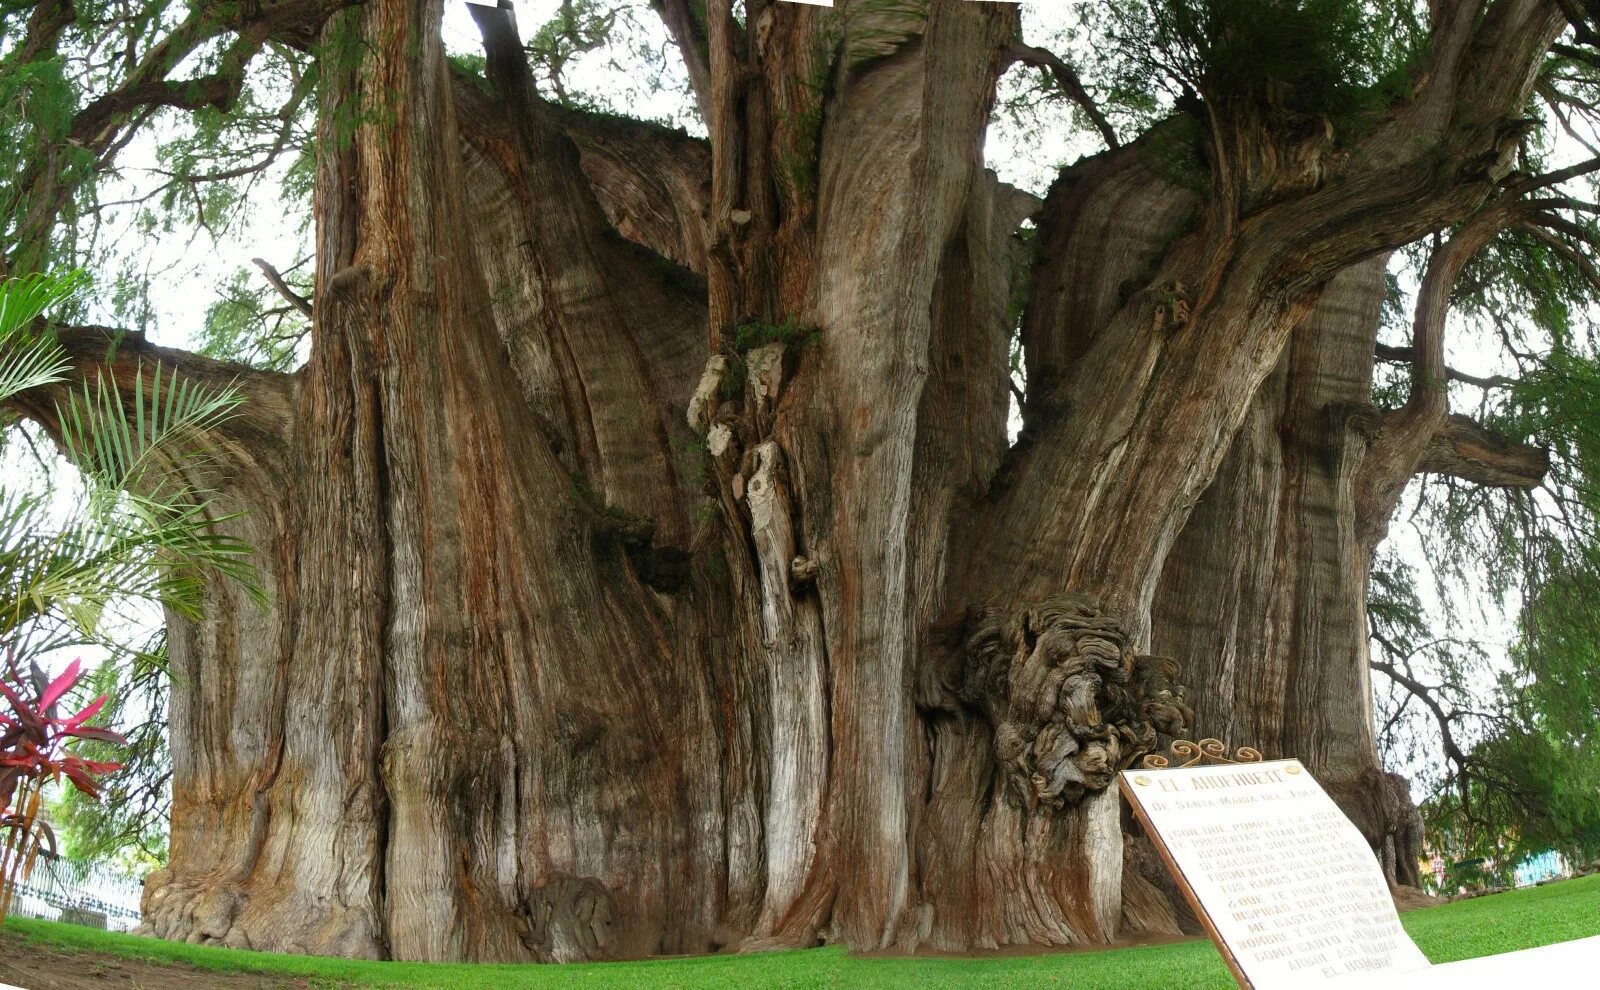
[708,422,734,458]
[251,258,312,317]
[789,555,817,585]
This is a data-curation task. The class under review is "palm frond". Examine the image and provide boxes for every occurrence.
[0,271,86,341]
[0,335,70,406]
[0,271,86,406]
[1,272,264,652]
[56,363,244,499]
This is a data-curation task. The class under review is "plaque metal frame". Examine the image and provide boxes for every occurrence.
[1141,737,1264,770]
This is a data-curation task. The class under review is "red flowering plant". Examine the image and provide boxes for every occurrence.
[0,655,126,918]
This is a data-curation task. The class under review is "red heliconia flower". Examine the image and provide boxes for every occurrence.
[0,654,127,818]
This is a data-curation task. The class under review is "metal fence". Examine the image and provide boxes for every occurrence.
[5,855,142,931]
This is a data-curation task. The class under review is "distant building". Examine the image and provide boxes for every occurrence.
[1515,850,1567,887]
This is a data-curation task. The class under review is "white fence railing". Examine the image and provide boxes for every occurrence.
[5,854,142,931]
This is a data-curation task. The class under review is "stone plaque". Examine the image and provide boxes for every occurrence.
[1120,759,1432,989]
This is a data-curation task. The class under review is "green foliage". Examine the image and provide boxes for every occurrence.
[1061,0,1429,168]
[53,633,170,870]
[1,276,260,636]
[447,51,489,91]
[1,0,320,327]
[528,0,619,105]
[1373,337,1600,864]
[0,271,84,399]
[1454,226,1600,356]
[1139,0,1426,122]
[511,0,698,127]
[1423,719,1600,877]
[0,50,91,274]
[732,318,817,355]
[196,265,310,372]
[1440,540,1600,867]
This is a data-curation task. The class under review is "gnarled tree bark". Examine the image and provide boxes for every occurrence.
[2,0,1574,963]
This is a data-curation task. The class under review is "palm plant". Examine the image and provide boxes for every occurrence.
[0,270,256,918]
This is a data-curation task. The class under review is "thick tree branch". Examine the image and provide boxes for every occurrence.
[69,32,267,152]
[1551,40,1600,69]
[1420,414,1550,487]
[1401,216,1507,416]
[1006,42,1119,149]
[552,107,712,275]
[7,325,297,479]
[1404,0,1552,146]
[461,0,709,529]
[66,1,349,157]
[1017,128,1193,409]
[446,54,713,275]
[1553,0,1600,46]
[650,0,714,121]
[1279,3,1563,277]
[1510,153,1600,195]
[4,0,354,275]
[978,3,1563,606]
[1356,201,1525,549]
[13,0,75,66]
[462,3,711,271]
[461,4,707,294]
[1524,223,1600,295]
[701,0,835,336]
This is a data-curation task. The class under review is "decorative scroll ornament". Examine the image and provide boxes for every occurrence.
[1141,738,1263,770]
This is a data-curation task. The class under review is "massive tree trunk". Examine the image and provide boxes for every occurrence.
[1153,260,1394,828]
[8,0,1570,964]
[1151,239,1549,889]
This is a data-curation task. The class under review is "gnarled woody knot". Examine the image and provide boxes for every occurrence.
[957,595,1192,810]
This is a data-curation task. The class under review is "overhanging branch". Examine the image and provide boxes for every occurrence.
[1370,646,1469,778]
[650,0,714,120]
[1006,42,1120,149]
[7,326,297,479]
[1420,414,1550,489]
[13,0,74,66]
[4,0,355,275]
[1356,201,1526,549]
[251,259,313,318]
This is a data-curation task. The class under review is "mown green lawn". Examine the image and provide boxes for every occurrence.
[5,873,1599,989]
